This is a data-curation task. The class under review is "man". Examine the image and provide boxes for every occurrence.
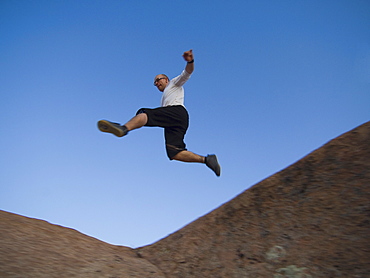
[97,50,221,176]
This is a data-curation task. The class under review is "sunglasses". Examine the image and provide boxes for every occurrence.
[154,77,166,85]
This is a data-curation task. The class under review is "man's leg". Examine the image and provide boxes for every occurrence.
[124,113,148,131]
[97,113,148,137]
[173,150,221,177]
[172,150,205,163]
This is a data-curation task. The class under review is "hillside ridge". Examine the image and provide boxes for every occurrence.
[1,121,369,277]
[137,121,370,277]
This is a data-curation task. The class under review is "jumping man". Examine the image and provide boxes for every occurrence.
[97,50,221,176]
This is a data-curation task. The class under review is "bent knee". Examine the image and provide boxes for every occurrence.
[166,144,186,160]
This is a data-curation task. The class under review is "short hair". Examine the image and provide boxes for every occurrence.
[158,74,169,81]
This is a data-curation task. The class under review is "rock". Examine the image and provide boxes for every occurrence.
[0,210,165,277]
[1,121,369,277]
[138,121,370,277]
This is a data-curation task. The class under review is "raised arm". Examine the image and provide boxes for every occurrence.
[183,49,194,74]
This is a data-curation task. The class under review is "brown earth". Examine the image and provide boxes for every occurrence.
[1,121,369,277]
[0,210,165,277]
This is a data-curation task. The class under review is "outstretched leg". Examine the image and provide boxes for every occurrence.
[124,113,148,131]
[98,113,148,137]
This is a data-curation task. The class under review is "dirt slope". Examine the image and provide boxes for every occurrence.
[0,210,165,277]
[1,121,369,277]
[138,121,370,277]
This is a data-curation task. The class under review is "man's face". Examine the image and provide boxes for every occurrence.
[154,74,169,92]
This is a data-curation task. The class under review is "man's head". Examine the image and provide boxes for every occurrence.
[154,74,169,92]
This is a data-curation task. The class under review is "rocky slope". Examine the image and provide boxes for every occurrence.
[1,121,369,277]
[0,211,165,277]
[138,121,370,277]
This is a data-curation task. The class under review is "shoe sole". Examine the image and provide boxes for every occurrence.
[97,120,124,137]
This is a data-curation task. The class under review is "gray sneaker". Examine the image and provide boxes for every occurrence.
[205,154,221,177]
[97,120,128,137]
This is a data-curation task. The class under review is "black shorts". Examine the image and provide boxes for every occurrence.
[136,105,189,160]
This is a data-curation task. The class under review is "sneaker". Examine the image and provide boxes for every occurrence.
[97,120,128,137]
[205,154,221,177]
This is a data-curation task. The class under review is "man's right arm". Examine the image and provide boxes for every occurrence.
[183,49,194,74]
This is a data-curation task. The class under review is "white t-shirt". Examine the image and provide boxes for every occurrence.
[161,70,191,107]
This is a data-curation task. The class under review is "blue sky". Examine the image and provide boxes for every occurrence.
[1,0,369,247]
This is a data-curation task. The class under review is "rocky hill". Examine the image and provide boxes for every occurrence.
[0,210,165,277]
[1,121,369,277]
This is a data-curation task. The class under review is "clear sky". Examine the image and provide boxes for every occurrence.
[1,0,369,247]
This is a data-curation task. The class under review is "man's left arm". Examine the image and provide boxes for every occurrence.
[183,49,194,74]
